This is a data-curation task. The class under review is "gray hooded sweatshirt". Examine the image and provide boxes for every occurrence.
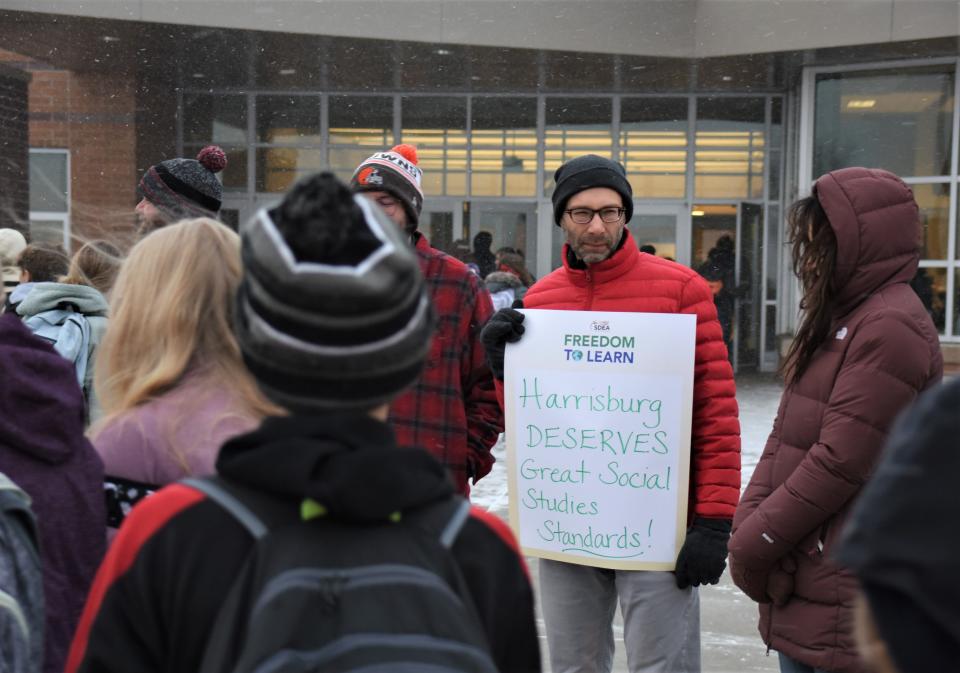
[15,282,109,424]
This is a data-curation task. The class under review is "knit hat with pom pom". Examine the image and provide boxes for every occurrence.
[350,144,424,229]
[139,145,228,224]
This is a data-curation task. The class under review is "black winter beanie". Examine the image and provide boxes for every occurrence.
[551,155,633,226]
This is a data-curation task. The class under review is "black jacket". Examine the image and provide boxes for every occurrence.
[67,413,540,673]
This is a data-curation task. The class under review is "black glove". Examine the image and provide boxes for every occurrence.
[480,308,525,380]
[674,517,732,589]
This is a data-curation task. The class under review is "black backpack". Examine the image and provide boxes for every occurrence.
[183,476,498,673]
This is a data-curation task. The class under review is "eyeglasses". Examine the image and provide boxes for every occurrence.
[565,207,625,225]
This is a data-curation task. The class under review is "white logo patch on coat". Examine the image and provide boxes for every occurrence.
[835,327,848,340]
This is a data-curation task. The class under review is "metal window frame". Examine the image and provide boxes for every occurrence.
[799,56,960,341]
[27,147,71,248]
[176,89,787,296]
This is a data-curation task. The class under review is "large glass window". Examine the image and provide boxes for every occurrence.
[544,98,613,194]
[182,94,248,191]
[695,98,766,199]
[620,97,687,198]
[401,97,467,196]
[328,95,394,183]
[255,95,321,193]
[28,149,69,245]
[256,95,320,144]
[814,66,954,178]
[183,94,246,145]
[912,183,950,260]
[470,97,537,197]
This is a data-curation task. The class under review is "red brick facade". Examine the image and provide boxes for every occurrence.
[0,48,137,247]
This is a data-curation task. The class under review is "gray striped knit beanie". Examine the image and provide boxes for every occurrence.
[139,146,226,222]
[233,172,434,413]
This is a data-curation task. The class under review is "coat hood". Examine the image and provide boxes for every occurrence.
[15,282,109,318]
[216,413,455,522]
[0,313,87,464]
[484,271,524,292]
[814,167,920,315]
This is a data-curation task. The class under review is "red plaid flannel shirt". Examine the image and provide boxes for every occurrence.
[388,234,503,495]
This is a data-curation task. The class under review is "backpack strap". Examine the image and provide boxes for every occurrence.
[181,477,269,540]
[405,495,472,549]
[439,497,471,549]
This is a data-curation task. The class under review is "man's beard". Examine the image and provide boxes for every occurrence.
[136,211,169,237]
[569,225,623,264]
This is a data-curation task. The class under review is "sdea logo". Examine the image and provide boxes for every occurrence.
[562,329,636,364]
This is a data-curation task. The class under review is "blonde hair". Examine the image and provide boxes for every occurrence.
[62,239,122,296]
[95,218,280,422]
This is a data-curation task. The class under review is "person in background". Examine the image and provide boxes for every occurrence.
[91,218,280,533]
[697,261,734,359]
[64,240,122,299]
[0,228,27,309]
[66,173,540,673]
[350,144,502,495]
[639,243,657,255]
[498,250,535,287]
[5,243,69,312]
[450,238,476,266]
[835,377,960,673]
[483,268,527,311]
[15,260,109,425]
[0,311,104,673]
[135,146,227,235]
[472,230,497,278]
[484,250,535,310]
[728,168,943,673]
[481,154,740,673]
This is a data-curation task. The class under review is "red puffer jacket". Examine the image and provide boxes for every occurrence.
[522,230,741,520]
[729,168,943,672]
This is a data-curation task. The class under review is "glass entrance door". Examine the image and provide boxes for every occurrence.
[469,201,538,277]
[631,204,689,265]
[691,202,764,371]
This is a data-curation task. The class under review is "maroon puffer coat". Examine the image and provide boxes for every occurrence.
[728,168,943,672]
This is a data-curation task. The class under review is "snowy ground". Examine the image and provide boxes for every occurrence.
[471,373,783,673]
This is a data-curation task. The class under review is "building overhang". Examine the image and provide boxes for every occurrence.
[0,0,956,58]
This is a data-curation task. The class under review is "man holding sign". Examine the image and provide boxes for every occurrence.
[482,155,740,673]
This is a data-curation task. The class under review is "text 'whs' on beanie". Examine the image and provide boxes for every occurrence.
[139,145,227,222]
[350,144,424,228]
[233,173,435,413]
[551,154,634,226]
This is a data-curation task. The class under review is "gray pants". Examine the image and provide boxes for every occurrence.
[540,559,701,673]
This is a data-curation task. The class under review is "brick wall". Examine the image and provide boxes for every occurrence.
[0,48,138,248]
[0,61,30,234]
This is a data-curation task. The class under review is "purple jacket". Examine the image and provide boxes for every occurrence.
[0,313,105,673]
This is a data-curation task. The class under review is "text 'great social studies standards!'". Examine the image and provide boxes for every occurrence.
[504,309,696,571]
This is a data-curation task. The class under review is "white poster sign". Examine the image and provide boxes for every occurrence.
[504,309,696,570]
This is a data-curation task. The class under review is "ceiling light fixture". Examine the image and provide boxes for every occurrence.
[847,99,877,109]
